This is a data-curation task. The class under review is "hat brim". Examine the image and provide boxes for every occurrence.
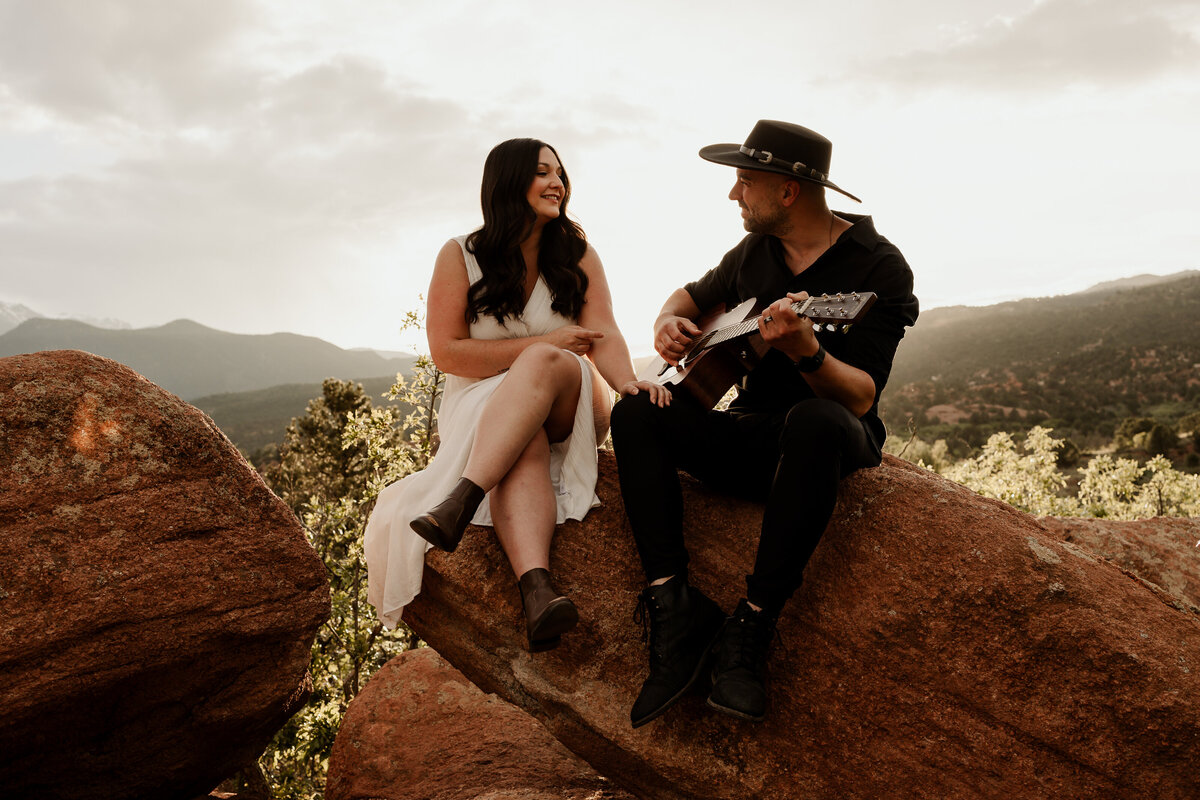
[699,143,861,203]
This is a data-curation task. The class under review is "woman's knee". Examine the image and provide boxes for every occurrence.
[513,342,577,380]
[512,340,569,368]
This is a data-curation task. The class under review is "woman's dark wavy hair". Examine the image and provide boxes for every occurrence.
[465,138,589,324]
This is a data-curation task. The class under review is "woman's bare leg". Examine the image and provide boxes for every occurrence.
[462,342,582,491]
[489,427,556,576]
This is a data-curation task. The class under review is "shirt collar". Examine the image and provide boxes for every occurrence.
[836,212,880,250]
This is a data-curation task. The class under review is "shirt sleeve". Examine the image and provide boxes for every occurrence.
[683,237,751,312]
[826,250,919,400]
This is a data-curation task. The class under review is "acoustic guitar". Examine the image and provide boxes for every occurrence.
[637,292,877,409]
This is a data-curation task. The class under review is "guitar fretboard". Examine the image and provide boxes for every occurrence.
[683,298,816,362]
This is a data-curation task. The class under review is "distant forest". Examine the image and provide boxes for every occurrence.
[879,272,1200,464]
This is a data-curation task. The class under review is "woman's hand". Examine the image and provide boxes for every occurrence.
[547,325,605,355]
[619,379,671,407]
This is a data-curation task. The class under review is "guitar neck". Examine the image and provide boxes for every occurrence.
[679,292,875,369]
[696,298,817,349]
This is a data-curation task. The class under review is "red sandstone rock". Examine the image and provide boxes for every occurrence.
[0,351,330,800]
[1040,515,1200,609]
[327,647,635,800]
[403,449,1200,800]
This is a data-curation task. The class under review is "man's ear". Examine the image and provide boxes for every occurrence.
[779,178,802,207]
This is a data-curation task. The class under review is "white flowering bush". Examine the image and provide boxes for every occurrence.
[933,426,1199,519]
[942,427,1079,515]
[1078,454,1200,519]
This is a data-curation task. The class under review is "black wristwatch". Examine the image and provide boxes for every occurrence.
[793,343,826,373]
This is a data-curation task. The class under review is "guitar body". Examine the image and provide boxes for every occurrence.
[637,298,769,409]
[636,292,877,409]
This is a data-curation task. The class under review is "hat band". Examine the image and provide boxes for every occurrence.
[738,145,828,182]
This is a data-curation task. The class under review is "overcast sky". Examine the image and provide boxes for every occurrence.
[2,0,1198,354]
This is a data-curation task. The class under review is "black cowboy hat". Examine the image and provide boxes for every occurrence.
[699,119,861,203]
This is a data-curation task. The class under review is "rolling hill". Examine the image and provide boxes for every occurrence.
[880,271,1200,450]
[191,376,412,455]
[6,271,1195,460]
[0,317,416,401]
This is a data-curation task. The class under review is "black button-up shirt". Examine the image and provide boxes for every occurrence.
[683,214,919,446]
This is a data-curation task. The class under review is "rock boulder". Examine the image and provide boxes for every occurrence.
[1040,515,1200,609]
[0,351,330,800]
[327,647,635,800]
[403,449,1200,800]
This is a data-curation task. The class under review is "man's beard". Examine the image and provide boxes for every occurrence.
[742,203,791,236]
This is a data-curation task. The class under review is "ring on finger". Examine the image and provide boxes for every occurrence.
[764,314,774,323]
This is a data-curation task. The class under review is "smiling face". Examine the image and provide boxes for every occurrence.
[729,168,791,235]
[526,146,565,223]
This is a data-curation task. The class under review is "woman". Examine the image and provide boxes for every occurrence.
[365,138,668,651]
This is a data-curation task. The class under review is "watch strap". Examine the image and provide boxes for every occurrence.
[794,343,826,373]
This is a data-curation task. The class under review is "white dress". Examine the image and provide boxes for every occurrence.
[365,235,603,628]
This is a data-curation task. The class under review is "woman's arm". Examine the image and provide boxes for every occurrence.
[577,246,670,406]
[426,240,602,378]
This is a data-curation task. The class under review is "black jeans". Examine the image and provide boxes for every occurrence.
[609,392,881,615]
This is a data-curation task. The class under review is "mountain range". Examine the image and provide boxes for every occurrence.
[0,301,130,335]
[0,317,415,401]
[881,270,1200,452]
[3,270,1197,459]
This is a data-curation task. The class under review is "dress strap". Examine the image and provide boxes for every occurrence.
[454,235,483,285]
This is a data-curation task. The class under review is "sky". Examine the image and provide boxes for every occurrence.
[1,0,1198,356]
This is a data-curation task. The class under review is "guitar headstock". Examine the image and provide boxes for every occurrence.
[793,292,877,328]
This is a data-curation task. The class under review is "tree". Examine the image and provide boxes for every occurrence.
[1056,437,1082,468]
[251,309,445,798]
[1113,416,1156,450]
[1131,423,1175,456]
[1178,411,1200,447]
[266,378,375,509]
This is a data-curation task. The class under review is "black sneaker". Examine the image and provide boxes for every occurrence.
[630,576,726,728]
[707,599,776,722]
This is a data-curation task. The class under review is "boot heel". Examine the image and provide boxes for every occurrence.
[519,568,578,651]
[410,478,485,552]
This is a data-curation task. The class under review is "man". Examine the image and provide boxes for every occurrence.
[610,120,919,726]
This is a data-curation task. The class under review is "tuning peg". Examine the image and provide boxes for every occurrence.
[811,322,821,332]
[841,324,853,333]
[825,323,836,332]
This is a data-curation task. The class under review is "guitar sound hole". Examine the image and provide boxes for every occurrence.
[689,332,715,355]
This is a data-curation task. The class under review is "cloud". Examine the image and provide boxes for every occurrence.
[0,54,483,279]
[0,0,262,126]
[0,14,490,342]
[0,0,671,348]
[855,0,1200,91]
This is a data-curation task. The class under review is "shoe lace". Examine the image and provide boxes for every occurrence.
[633,594,652,642]
[633,591,672,664]
[633,591,655,645]
[723,608,778,671]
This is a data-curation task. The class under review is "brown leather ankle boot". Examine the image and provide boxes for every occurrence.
[518,568,578,652]
[409,477,485,552]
